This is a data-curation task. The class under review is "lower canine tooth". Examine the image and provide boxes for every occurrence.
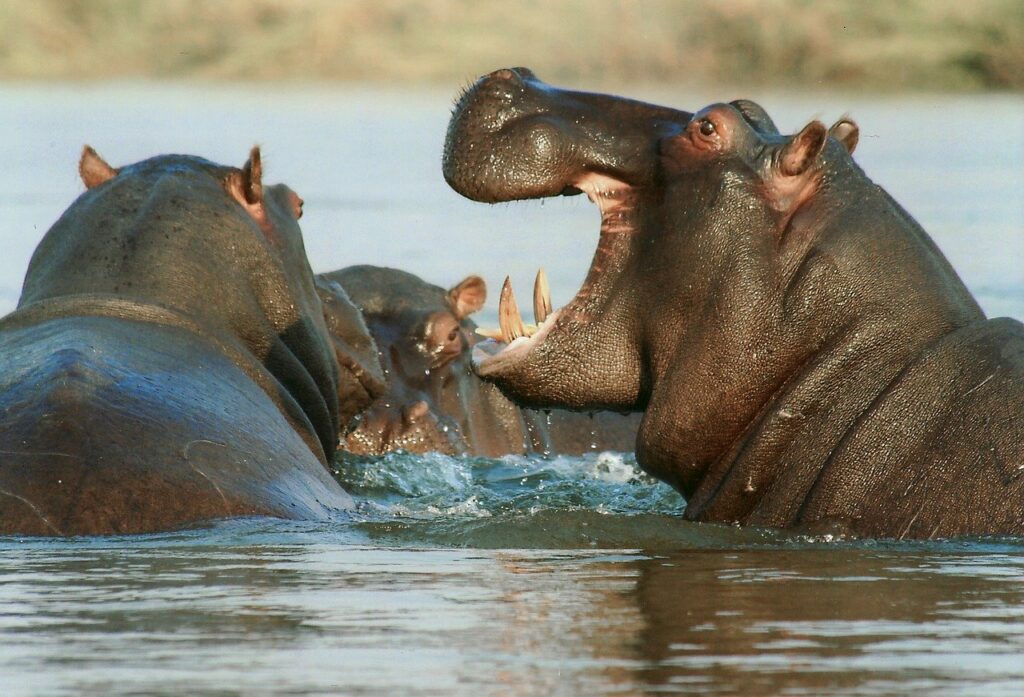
[498,276,527,343]
[533,267,552,325]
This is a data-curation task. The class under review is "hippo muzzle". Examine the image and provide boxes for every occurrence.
[444,67,692,204]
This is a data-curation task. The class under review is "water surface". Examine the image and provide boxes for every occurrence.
[0,84,1022,695]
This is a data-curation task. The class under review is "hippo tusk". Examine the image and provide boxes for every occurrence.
[477,274,543,341]
[533,268,552,325]
[498,276,528,344]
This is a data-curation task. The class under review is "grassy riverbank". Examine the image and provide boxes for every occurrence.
[0,0,1021,90]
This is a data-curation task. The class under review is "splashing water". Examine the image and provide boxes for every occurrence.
[333,450,692,548]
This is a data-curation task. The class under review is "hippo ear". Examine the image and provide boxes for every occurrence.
[730,99,779,135]
[228,146,268,223]
[829,118,859,155]
[448,275,487,319]
[241,146,264,205]
[779,121,828,177]
[79,146,118,189]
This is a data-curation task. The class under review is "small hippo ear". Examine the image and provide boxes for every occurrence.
[779,121,828,177]
[448,275,487,319]
[829,118,859,155]
[241,146,264,205]
[730,99,779,135]
[79,145,118,189]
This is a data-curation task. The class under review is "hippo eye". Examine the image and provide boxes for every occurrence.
[699,119,717,137]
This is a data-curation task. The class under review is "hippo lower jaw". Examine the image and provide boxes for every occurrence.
[473,172,637,381]
[472,308,562,376]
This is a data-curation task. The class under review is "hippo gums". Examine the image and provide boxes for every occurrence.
[319,265,639,457]
[444,67,1024,538]
[0,147,356,535]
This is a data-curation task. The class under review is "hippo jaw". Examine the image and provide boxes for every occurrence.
[470,171,635,373]
[467,172,648,411]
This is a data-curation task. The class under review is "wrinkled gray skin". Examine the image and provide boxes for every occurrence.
[319,265,639,457]
[444,68,1024,539]
[314,275,388,431]
[0,147,356,536]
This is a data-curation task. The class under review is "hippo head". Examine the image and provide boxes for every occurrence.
[445,70,862,419]
[22,146,343,462]
[444,67,694,411]
[323,265,514,456]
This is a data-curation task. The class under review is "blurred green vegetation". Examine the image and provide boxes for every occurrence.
[1,0,1021,90]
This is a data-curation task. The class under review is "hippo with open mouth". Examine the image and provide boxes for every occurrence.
[318,265,639,457]
[444,68,1024,539]
[0,147,357,535]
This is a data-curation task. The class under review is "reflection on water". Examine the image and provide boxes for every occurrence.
[3,528,1024,695]
[0,85,1022,695]
[3,455,1024,695]
[631,550,1024,694]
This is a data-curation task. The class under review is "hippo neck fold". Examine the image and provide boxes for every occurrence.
[1,292,333,462]
[641,173,988,530]
[678,317,935,527]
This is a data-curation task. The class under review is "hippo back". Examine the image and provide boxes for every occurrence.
[0,149,351,535]
[19,152,340,460]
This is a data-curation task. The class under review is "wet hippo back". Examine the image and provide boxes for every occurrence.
[0,148,352,535]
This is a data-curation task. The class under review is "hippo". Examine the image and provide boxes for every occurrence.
[317,265,639,457]
[314,274,388,432]
[443,67,1024,539]
[0,147,357,536]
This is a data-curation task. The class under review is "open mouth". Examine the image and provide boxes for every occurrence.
[472,172,637,376]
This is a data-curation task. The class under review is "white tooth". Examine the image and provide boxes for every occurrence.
[533,267,552,325]
[498,276,526,344]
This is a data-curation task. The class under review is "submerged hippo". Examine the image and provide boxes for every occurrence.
[443,68,1024,538]
[0,147,357,536]
[318,265,639,457]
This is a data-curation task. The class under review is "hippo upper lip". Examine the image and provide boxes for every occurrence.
[443,67,690,205]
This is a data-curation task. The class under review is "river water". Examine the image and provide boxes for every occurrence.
[0,84,1022,695]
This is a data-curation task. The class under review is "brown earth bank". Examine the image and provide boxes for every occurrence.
[0,0,1021,91]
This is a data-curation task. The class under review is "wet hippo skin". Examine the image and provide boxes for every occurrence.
[0,147,356,535]
[318,265,639,457]
[443,67,1024,539]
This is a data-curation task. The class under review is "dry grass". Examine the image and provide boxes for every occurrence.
[0,0,1021,90]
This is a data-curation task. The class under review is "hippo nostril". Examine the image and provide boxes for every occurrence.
[487,67,536,85]
[510,66,537,80]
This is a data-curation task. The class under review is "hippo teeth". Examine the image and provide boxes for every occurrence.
[498,276,528,344]
[476,268,552,342]
[533,267,552,324]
